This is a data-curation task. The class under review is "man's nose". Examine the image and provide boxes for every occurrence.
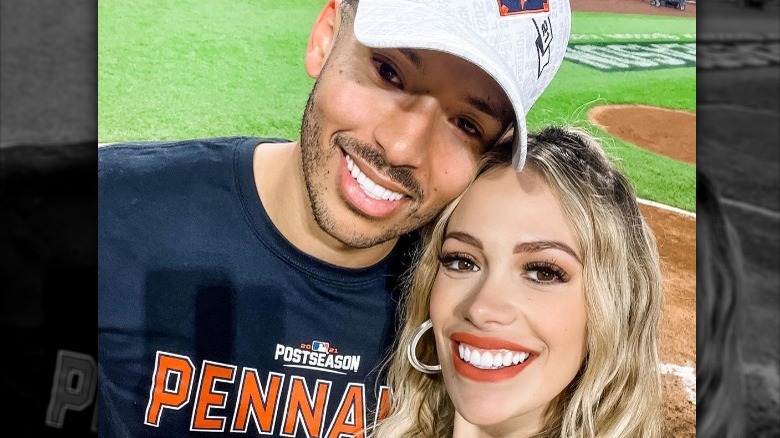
[463,272,517,330]
[373,95,441,168]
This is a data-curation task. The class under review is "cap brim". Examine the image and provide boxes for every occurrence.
[354,0,528,170]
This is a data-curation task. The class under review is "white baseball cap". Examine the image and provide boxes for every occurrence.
[353,0,571,170]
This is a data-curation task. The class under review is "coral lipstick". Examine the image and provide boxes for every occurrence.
[450,332,536,382]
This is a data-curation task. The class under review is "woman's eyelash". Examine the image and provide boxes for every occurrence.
[524,261,570,283]
[438,253,480,272]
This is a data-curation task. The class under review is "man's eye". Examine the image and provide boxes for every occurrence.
[373,57,402,88]
[456,118,480,137]
[439,254,480,272]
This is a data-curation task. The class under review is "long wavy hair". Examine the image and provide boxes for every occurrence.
[696,170,746,437]
[371,126,664,437]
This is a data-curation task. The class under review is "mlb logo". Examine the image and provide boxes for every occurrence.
[312,341,330,353]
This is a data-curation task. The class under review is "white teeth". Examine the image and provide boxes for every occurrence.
[363,178,376,194]
[502,352,512,367]
[457,342,531,370]
[370,184,386,199]
[344,154,404,201]
[469,351,482,367]
[480,352,494,368]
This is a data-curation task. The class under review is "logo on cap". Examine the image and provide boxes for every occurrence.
[497,0,550,16]
[533,17,554,77]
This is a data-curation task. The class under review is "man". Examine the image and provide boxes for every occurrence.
[98,0,570,436]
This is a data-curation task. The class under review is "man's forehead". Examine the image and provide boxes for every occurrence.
[393,48,514,123]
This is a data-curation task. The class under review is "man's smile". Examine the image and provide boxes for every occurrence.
[345,154,405,201]
[339,150,410,218]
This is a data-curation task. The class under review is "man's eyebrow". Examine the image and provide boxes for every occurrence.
[398,48,424,71]
[513,241,582,265]
[465,96,510,124]
[444,231,483,249]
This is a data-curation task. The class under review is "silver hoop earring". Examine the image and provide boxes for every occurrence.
[407,319,441,374]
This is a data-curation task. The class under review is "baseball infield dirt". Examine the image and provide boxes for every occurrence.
[572,0,696,17]
[572,0,697,436]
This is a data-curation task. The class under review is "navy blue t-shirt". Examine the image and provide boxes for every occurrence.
[98,137,406,437]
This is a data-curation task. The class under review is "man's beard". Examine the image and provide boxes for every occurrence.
[298,84,438,250]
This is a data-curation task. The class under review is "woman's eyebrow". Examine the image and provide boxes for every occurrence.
[444,231,483,250]
[513,241,582,264]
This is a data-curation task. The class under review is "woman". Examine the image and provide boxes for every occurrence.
[696,170,746,437]
[372,126,665,437]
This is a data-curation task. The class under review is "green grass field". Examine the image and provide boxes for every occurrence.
[98,1,696,211]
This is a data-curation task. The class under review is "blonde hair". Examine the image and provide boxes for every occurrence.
[371,126,664,437]
[696,170,746,437]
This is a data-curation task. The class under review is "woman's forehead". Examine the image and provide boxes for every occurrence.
[451,168,571,236]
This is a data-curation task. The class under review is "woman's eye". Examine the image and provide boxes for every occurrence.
[373,57,402,88]
[528,269,558,283]
[525,262,569,284]
[439,254,480,272]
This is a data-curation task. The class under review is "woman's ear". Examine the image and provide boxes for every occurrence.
[305,0,341,78]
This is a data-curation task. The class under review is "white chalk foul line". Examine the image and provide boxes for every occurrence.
[661,363,697,405]
[637,197,696,218]
[640,196,780,222]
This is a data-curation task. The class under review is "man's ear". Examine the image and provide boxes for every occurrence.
[305,0,341,78]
